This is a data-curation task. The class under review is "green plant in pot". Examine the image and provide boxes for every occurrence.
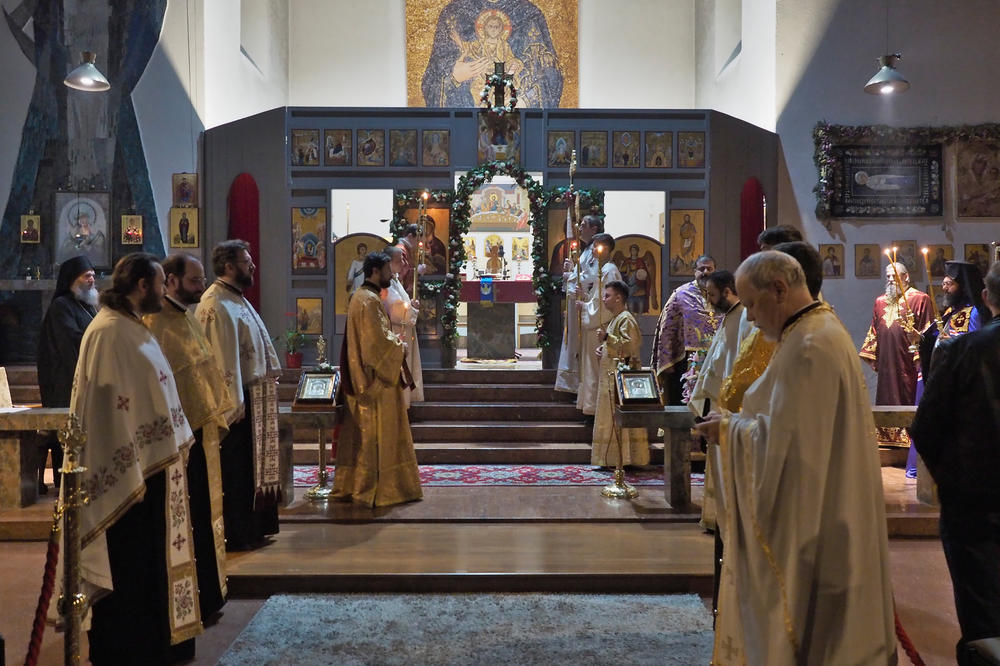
[280,327,305,369]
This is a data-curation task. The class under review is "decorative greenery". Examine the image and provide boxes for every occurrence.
[391,189,455,240]
[390,174,605,353]
[813,121,1000,220]
[278,328,305,354]
[479,73,518,116]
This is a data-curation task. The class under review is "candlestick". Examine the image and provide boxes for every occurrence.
[920,247,942,327]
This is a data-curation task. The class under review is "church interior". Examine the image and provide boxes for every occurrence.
[1,0,1000,663]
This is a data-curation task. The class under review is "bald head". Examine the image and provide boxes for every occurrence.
[735,251,814,342]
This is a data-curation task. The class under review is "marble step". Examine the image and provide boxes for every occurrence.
[423,383,575,403]
[422,369,556,384]
[409,402,582,422]
[411,421,592,443]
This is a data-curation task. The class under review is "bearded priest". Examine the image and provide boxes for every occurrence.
[63,253,201,663]
[196,240,282,550]
[695,251,896,665]
[333,251,422,507]
[145,253,233,621]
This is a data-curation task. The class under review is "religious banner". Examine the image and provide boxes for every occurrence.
[829,145,942,217]
[406,0,578,108]
[291,207,327,274]
[611,234,661,315]
[956,141,1000,217]
[334,233,390,314]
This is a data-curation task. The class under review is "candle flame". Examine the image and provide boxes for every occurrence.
[422,191,429,200]
[884,248,892,257]
[921,247,928,254]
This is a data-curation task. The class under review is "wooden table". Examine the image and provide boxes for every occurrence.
[0,405,342,508]
[614,404,920,511]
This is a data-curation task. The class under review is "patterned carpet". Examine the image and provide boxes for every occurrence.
[218,593,714,665]
[294,464,705,487]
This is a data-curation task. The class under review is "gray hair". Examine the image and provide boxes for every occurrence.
[736,250,806,291]
[889,262,909,279]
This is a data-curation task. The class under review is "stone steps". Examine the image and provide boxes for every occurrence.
[409,402,582,422]
[423,384,575,403]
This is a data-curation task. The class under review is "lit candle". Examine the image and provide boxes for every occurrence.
[921,247,941,325]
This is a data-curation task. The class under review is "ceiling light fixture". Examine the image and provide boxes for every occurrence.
[64,51,110,92]
[864,1,909,95]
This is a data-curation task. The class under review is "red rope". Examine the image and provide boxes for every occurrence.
[895,608,925,666]
[24,528,60,666]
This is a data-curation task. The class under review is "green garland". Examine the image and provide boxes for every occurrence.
[391,176,605,351]
[391,189,456,240]
[813,121,1000,220]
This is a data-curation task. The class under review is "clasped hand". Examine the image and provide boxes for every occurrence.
[692,412,723,445]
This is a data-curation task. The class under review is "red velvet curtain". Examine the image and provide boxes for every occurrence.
[740,178,766,261]
[227,173,261,309]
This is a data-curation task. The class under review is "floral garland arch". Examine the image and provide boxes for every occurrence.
[391,173,605,353]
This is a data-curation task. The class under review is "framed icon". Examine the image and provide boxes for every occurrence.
[612,130,640,167]
[854,244,881,278]
[389,129,418,167]
[296,297,323,335]
[422,130,450,166]
[677,131,706,168]
[169,207,198,248]
[818,243,844,278]
[172,173,198,207]
[323,129,352,166]
[121,214,143,245]
[357,129,385,166]
[19,214,40,243]
[291,129,320,166]
[293,371,340,405]
[644,131,673,168]
[547,130,574,167]
[54,192,111,268]
[579,131,607,168]
[616,369,663,406]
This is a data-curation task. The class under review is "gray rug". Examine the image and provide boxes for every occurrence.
[218,593,713,665]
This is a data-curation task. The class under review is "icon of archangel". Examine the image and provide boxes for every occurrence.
[410,0,577,108]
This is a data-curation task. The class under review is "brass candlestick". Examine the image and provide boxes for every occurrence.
[303,426,332,501]
[601,356,638,500]
[58,414,88,665]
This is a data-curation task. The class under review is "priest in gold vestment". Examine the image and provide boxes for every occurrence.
[696,252,896,665]
[144,254,232,620]
[591,280,649,467]
[333,251,423,507]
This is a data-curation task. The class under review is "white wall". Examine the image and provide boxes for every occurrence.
[290,0,407,107]
[578,0,696,108]
[774,0,1000,355]
[133,0,205,243]
[204,0,289,128]
[289,0,697,108]
[695,0,776,131]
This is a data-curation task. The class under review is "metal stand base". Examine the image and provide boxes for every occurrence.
[601,467,638,500]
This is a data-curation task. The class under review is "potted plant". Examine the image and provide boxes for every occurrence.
[280,328,305,369]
